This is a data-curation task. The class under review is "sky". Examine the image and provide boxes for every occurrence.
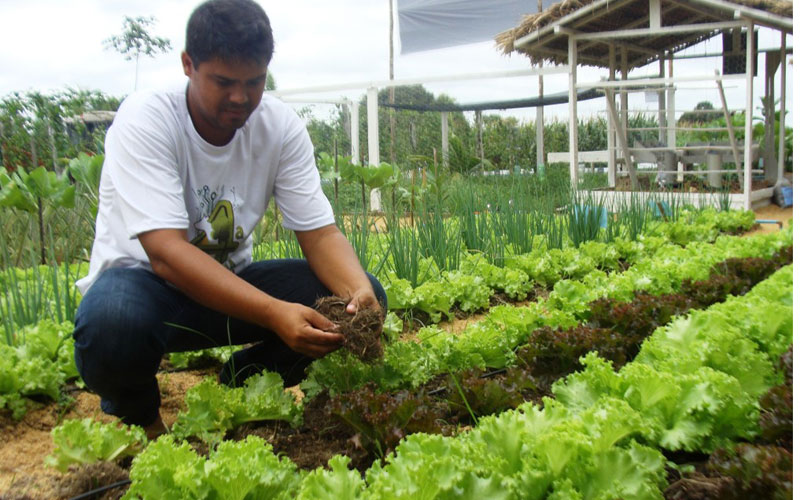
[0,0,794,125]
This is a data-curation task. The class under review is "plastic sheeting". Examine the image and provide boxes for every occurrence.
[397,0,552,54]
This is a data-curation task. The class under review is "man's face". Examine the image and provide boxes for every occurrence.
[182,52,267,146]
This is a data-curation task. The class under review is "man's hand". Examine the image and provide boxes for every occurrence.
[346,287,383,316]
[267,301,344,358]
[296,224,383,319]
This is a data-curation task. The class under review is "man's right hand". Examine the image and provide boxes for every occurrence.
[139,229,344,359]
[266,301,345,358]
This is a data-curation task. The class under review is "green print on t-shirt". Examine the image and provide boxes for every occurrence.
[190,199,242,266]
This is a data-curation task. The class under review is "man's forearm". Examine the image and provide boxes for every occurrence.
[140,229,281,329]
[296,225,374,301]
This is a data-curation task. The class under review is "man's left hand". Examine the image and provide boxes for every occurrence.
[346,287,383,316]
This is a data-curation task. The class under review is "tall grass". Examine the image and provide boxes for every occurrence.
[565,190,607,247]
[0,228,82,344]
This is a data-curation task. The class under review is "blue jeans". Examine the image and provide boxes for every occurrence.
[73,259,386,426]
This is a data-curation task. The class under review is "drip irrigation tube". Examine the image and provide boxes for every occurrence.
[426,367,509,396]
[68,479,131,500]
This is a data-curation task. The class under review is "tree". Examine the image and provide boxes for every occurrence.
[104,16,172,91]
[266,72,277,91]
[678,101,723,124]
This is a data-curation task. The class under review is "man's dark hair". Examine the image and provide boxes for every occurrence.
[185,0,274,66]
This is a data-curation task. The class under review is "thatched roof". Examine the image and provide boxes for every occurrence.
[496,0,792,69]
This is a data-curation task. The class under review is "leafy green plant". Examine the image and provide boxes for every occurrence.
[0,166,75,264]
[123,435,302,500]
[46,418,147,472]
[0,320,78,419]
[67,152,103,219]
[171,370,302,444]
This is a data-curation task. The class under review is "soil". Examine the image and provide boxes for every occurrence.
[744,203,794,236]
[314,296,384,362]
[0,369,212,500]
[231,393,375,473]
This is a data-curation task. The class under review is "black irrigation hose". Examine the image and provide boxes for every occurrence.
[67,479,131,500]
[426,367,508,396]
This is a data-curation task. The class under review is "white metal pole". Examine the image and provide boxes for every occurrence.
[536,0,545,171]
[568,35,579,187]
[778,31,786,182]
[607,44,617,187]
[366,87,382,211]
[441,112,449,169]
[537,75,545,169]
[743,22,754,211]
[620,47,629,141]
[349,100,360,164]
[658,56,666,145]
[668,55,679,181]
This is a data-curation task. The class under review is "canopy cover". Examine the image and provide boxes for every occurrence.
[397,0,550,54]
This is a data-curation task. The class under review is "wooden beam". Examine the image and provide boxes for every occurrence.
[605,89,638,189]
[573,20,745,40]
[555,25,661,58]
[581,1,682,57]
[577,72,746,89]
[650,0,662,28]
[514,0,639,49]
[523,44,608,67]
[714,70,743,186]
[666,0,730,23]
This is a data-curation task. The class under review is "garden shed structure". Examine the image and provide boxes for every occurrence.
[497,0,793,209]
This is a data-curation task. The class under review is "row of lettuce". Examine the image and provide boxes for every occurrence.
[300,220,792,398]
[159,220,791,444]
[47,257,793,499]
[0,207,761,419]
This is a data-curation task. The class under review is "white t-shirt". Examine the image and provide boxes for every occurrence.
[76,87,334,294]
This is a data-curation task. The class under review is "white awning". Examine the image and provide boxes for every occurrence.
[397,0,554,54]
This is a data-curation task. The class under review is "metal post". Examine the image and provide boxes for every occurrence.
[778,31,787,182]
[441,112,449,169]
[658,56,666,145]
[668,54,678,181]
[367,87,382,211]
[607,44,617,187]
[536,0,545,171]
[536,76,545,170]
[743,22,754,211]
[349,100,360,165]
[620,47,629,138]
[568,35,579,187]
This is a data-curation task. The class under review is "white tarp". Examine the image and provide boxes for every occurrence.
[397,0,553,54]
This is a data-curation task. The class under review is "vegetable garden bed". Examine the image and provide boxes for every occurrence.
[0,207,792,499]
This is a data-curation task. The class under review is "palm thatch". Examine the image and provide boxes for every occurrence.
[496,0,792,69]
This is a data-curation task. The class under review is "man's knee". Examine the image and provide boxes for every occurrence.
[366,273,388,311]
[72,268,169,384]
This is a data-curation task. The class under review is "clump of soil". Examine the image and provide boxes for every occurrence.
[314,296,384,362]
[55,462,129,500]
